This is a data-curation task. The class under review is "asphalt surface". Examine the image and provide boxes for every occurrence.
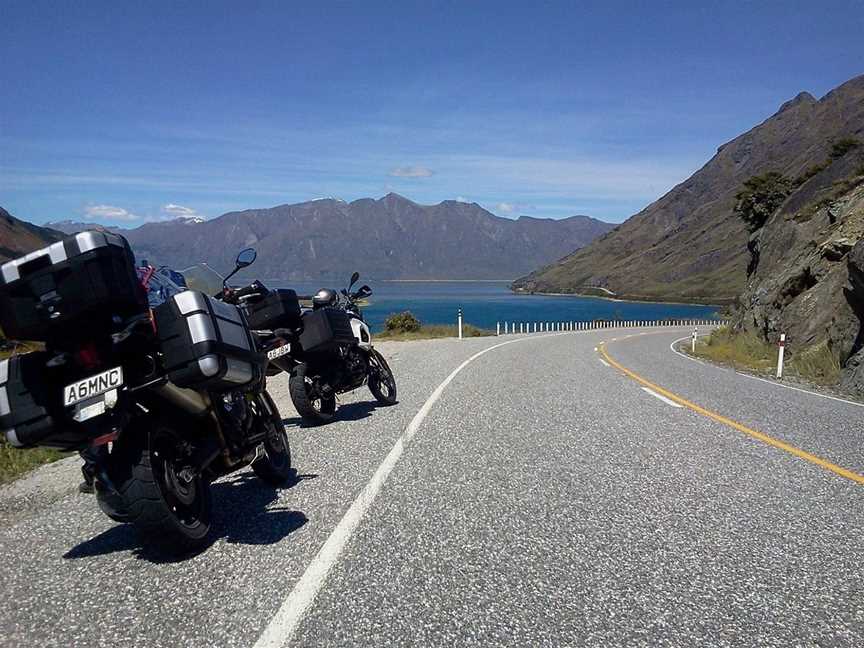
[1,327,862,647]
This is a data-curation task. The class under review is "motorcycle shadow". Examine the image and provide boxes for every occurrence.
[284,398,388,428]
[63,471,312,564]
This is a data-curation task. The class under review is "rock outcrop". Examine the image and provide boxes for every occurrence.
[734,144,864,394]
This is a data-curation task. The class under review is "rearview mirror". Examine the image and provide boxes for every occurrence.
[236,248,257,268]
[356,285,372,298]
[349,271,360,289]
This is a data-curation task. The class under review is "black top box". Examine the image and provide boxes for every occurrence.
[245,288,302,331]
[298,307,355,353]
[0,231,147,346]
[154,290,264,391]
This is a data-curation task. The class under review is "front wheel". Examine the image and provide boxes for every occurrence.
[289,364,336,424]
[368,349,397,405]
[114,419,212,554]
[252,393,294,485]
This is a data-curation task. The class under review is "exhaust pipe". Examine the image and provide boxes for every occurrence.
[153,383,210,416]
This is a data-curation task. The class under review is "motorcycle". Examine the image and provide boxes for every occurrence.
[287,272,397,423]
[0,236,292,554]
[218,269,397,424]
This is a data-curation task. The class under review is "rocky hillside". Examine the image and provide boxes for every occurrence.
[733,141,864,395]
[513,74,864,303]
[0,207,61,262]
[49,194,614,281]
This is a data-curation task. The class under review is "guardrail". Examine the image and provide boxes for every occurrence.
[492,319,729,336]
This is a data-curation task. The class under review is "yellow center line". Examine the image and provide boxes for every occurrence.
[598,341,864,486]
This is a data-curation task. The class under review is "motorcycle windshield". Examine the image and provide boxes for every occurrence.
[138,265,188,307]
[181,263,225,296]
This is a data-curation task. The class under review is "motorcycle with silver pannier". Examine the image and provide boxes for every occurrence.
[0,235,291,554]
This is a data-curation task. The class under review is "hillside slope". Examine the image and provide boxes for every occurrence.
[0,207,61,262]
[50,194,614,281]
[513,75,864,303]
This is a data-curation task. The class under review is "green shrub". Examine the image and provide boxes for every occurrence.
[734,172,792,232]
[830,137,861,159]
[792,161,829,187]
[384,311,422,333]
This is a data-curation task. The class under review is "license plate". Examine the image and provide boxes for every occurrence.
[64,367,124,407]
[267,343,291,360]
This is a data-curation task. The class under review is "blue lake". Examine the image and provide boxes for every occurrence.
[281,280,721,332]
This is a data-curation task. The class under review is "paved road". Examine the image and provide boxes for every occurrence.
[1,327,862,647]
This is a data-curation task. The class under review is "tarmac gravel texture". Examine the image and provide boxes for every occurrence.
[1,328,862,647]
[293,330,863,647]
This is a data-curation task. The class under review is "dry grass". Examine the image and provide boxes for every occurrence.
[375,323,494,341]
[690,327,841,385]
[0,443,71,485]
[788,341,841,386]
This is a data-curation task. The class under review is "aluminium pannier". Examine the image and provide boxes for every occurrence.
[0,231,147,345]
[298,307,355,353]
[245,289,303,331]
[154,291,264,390]
[0,351,92,449]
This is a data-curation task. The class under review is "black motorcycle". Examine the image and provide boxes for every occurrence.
[288,272,397,423]
[0,238,292,554]
[221,270,397,424]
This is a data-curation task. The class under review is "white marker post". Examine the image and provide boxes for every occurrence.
[458,308,463,340]
[776,333,786,379]
[496,322,500,336]
[692,327,698,353]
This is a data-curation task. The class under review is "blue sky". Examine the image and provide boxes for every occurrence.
[2,1,862,226]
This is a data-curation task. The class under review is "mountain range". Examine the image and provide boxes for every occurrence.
[513,74,864,304]
[45,194,614,281]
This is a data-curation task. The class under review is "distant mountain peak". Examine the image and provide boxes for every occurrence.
[778,91,816,113]
[380,192,415,205]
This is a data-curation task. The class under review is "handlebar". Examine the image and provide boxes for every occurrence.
[219,280,269,304]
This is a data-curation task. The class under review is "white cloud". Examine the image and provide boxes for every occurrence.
[388,165,434,178]
[162,203,203,219]
[494,201,535,215]
[84,204,138,221]
[455,196,471,203]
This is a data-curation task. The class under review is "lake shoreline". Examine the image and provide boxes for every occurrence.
[514,289,725,309]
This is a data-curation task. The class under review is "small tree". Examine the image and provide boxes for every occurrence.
[830,137,861,160]
[384,311,421,333]
[734,171,792,232]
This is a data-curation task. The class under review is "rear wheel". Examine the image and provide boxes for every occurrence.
[368,350,397,405]
[114,420,212,554]
[94,478,132,523]
[289,364,336,424]
[252,393,294,484]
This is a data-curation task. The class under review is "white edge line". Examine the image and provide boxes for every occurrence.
[640,386,684,408]
[253,331,570,648]
[599,357,611,368]
[669,335,864,409]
